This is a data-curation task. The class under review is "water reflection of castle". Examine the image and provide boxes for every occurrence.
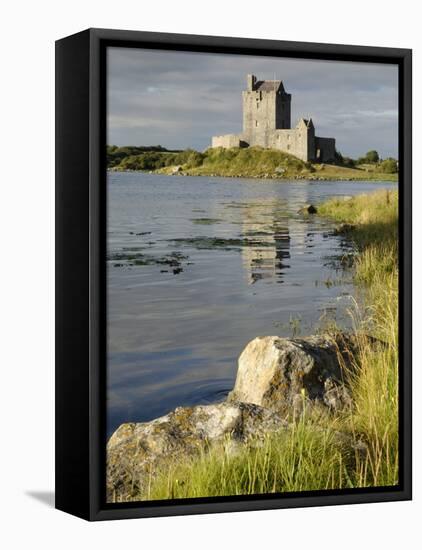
[240,191,310,285]
[240,200,288,284]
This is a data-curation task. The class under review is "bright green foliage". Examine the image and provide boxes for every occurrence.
[145,412,353,500]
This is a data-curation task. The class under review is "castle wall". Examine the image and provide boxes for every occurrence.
[211,129,335,163]
[268,127,316,162]
[211,134,243,148]
[315,137,336,162]
[268,130,305,161]
[307,131,316,163]
[275,92,291,130]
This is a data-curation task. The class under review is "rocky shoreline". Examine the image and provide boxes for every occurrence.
[107,332,358,503]
[109,168,396,182]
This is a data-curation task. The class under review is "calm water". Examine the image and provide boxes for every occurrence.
[107,172,395,436]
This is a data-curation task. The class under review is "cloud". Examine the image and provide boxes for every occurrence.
[107,47,398,158]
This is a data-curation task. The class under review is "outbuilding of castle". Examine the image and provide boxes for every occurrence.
[211,74,336,162]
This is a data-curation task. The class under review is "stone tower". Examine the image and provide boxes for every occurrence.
[242,74,292,146]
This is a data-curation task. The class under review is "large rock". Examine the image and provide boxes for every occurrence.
[107,332,356,502]
[228,334,354,415]
[107,401,286,502]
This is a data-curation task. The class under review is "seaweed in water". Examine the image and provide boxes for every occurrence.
[190,218,223,225]
[167,236,274,251]
[108,250,190,274]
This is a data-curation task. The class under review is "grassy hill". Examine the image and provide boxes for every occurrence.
[108,146,398,182]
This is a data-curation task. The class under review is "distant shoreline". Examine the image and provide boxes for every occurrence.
[108,168,398,183]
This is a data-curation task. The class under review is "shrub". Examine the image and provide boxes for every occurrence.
[379,158,398,174]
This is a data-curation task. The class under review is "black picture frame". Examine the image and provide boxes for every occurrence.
[55,28,412,521]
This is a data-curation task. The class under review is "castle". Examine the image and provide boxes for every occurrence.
[211,74,336,163]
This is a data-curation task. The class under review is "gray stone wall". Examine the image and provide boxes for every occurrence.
[211,134,242,148]
[268,129,309,161]
[266,119,315,162]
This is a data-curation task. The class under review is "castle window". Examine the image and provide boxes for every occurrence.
[287,144,290,150]
[255,121,259,127]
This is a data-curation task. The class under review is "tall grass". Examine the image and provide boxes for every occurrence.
[146,406,354,500]
[140,189,399,500]
[322,189,399,487]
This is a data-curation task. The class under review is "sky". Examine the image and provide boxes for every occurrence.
[107,47,399,159]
